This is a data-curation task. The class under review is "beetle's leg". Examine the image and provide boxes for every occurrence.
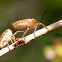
[0,46,1,50]
[33,26,37,38]
[12,36,16,43]
[22,28,29,44]
[12,35,19,47]
[30,28,32,34]
[13,31,24,36]
[11,31,24,43]
[40,23,49,31]
[0,42,2,49]
[7,42,10,51]
[2,42,4,48]
[1,41,5,48]
[22,27,29,37]
[40,23,46,27]
[10,40,13,44]
[22,25,29,42]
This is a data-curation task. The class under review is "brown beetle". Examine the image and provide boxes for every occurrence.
[10,19,46,37]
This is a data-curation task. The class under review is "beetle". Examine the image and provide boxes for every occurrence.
[10,19,46,37]
[0,29,24,49]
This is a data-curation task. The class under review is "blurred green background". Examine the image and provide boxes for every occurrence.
[0,0,62,62]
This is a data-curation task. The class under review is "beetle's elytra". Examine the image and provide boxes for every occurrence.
[10,19,46,37]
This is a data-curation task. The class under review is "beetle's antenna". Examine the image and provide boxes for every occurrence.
[40,10,47,22]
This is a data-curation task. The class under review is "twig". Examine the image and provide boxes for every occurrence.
[0,19,62,56]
